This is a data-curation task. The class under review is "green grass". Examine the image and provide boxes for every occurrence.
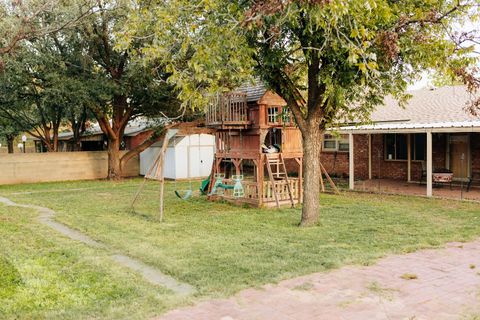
[1,178,480,318]
[0,204,185,319]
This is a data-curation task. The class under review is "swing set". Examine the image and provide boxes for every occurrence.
[130,129,216,221]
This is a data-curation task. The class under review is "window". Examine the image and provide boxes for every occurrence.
[384,133,426,161]
[413,133,426,161]
[267,107,279,123]
[323,134,349,152]
[281,111,291,124]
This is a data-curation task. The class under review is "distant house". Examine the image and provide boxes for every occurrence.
[325,85,480,197]
[33,122,154,152]
[33,120,216,180]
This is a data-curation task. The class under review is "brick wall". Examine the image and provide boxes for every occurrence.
[288,132,479,181]
[320,133,451,182]
[320,151,349,177]
[320,135,370,179]
[125,130,153,150]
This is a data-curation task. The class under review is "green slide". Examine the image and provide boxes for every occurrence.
[200,176,211,195]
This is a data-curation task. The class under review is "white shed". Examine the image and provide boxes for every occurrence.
[139,133,215,180]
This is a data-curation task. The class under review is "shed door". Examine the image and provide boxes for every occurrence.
[188,145,214,178]
[450,134,470,179]
[199,146,214,176]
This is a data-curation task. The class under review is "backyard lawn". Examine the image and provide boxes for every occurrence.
[1,178,480,319]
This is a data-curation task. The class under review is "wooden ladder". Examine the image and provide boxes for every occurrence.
[265,153,295,208]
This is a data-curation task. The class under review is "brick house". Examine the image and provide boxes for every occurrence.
[322,85,480,197]
[33,120,158,152]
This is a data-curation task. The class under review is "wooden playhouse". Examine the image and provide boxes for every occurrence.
[205,83,304,207]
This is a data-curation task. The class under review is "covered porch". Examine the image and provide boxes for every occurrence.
[344,122,480,199]
[355,179,480,201]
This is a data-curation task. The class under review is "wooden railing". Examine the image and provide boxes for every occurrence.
[263,178,300,203]
[214,178,301,204]
[219,179,259,199]
[206,92,248,126]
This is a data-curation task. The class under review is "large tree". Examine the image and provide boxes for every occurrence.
[124,0,479,226]
[62,0,181,178]
[0,37,92,151]
[0,0,98,61]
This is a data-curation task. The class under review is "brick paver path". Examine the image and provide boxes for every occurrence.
[158,240,480,319]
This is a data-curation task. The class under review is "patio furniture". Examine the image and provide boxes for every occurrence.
[432,168,453,189]
[467,171,480,192]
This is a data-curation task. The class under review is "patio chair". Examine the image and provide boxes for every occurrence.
[467,170,480,192]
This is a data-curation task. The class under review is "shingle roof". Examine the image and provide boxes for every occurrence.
[340,85,480,132]
[370,85,479,124]
[236,82,267,102]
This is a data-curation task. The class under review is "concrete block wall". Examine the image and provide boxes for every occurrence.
[0,151,139,185]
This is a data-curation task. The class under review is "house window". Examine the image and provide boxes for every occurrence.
[413,133,426,161]
[267,107,279,123]
[323,134,349,152]
[385,133,426,161]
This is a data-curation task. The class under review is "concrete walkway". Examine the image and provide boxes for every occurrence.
[0,196,195,296]
[158,240,480,319]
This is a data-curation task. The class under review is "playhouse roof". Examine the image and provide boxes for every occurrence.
[236,82,267,102]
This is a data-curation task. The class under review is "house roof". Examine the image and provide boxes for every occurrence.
[33,118,162,141]
[340,86,480,133]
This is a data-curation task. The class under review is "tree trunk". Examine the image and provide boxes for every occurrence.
[6,135,14,153]
[300,121,323,227]
[53,127,59,152]
[107,138,122,180]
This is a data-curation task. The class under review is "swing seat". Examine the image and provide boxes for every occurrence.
[208,174,224,196]
[232,175,244,198]
[175,190,193,200]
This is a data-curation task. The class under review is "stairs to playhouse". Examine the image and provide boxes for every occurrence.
[264,153,295,208]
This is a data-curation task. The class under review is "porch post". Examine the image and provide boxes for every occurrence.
[426,131,433,197]
[407,134,412,182]
[368,134,372,180]
[349,133,354,190]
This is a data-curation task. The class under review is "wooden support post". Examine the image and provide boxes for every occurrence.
[426,131,433,197]
[254,158,263,206]
[279,154,295,207]
[319,169,325,192]
[207,157,217,196]
[407,133,412,182]
[232,159,241,175]
[158,131,172,222]
[349,133,354,190]
[295,157,303,203]
[130,148,162,210]
[319,163,341,195]
[368,134,372,180]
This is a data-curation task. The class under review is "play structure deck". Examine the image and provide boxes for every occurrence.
[204,84,304,208]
